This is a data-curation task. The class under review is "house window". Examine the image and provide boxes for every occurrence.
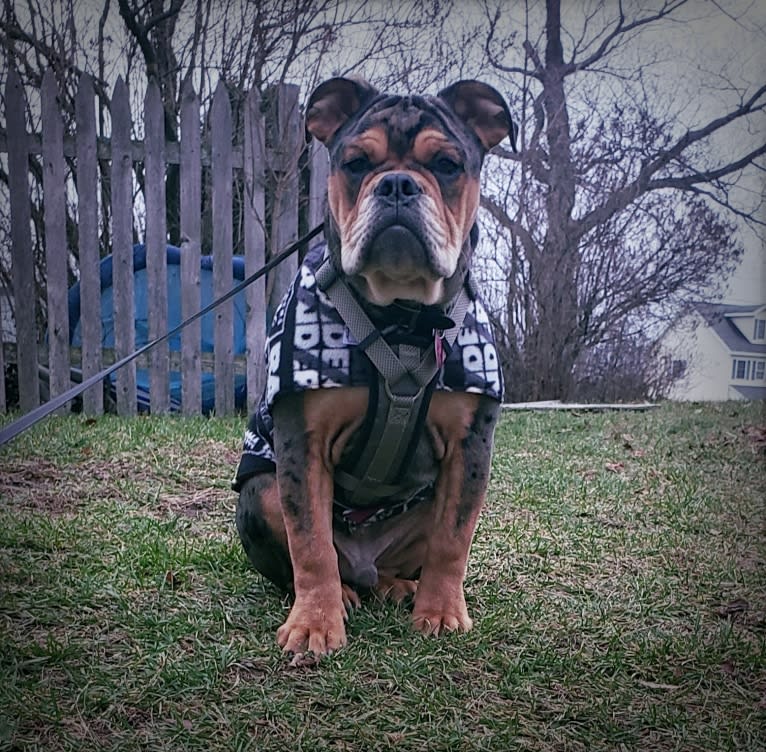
[732,359,750,380]
[754,319,766,341]
[732,358,766,381]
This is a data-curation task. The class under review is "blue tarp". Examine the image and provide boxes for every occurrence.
[68,244,248,413]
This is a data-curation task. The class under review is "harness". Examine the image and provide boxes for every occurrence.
[314,255,473,509]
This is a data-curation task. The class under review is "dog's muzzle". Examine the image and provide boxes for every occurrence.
[364,172,430,274]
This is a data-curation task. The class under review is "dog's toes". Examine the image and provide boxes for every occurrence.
[276,622,307,653]
[412,611,473,636]
[276,606,348,655]
[374,576,418,604]
[411,593,472,636]
[341,584,361,617]
[308,626,346,656]
[278,624,347,655]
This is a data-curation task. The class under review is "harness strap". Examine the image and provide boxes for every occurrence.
[315,265,411,387]
[314,255,472,507]
[444,280,474,349]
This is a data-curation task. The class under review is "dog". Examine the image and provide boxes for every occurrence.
[233,77,515,656]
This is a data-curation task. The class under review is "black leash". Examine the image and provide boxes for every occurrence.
[0,223,325,447]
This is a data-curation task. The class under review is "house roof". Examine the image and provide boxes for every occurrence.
[732,384,766,400]
[693,302,766,355]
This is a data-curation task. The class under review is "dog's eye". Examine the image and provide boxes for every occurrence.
[431,155,463,176]
[343,156,371,175]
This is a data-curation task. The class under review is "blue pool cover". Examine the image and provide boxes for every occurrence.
[68,244,248,413]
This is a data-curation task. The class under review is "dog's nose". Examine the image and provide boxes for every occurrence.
[374,172,422,206]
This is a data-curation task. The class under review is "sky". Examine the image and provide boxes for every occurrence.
[689,3,765,305]
[627,0,765,305]
[462,0,766,306]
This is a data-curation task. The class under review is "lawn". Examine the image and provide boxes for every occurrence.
[0,402,764,751]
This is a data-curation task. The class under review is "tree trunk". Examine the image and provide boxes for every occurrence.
[530,0,578,400]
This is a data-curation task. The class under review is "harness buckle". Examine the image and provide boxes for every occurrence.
[382,378,424,430]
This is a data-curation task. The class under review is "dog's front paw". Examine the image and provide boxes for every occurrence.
[276,601,347,655]
[411,589,472,636]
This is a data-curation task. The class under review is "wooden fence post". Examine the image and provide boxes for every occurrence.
[145,80,169,414]
[111,77,137,416]
[308,138,329,236]
[5,67,39,414]
[211,81,234,415]
[41,69,71,412]
[268,84,301,313]
[243,87,267,412]
[75,72,104,415]
[179,77,202,416]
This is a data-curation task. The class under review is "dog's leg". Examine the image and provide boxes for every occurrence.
[236,471,362,618]
[271,389,367,655]
[413,392,499,636]
[236,472,293,590]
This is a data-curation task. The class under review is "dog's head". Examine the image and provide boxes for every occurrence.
[306,77,515,306]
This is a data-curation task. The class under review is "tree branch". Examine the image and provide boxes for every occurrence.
[143,0,183,34]
[117,0,156,75]
[572,0,690,73]
[576,85,766,238]
[480,194,540,261]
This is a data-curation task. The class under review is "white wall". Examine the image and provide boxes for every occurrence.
[662,313,733,401]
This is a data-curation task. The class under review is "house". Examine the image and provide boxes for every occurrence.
[660,302,766,401]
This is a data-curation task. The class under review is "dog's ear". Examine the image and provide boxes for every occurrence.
[438,81,517,152]
[305,77,379,145]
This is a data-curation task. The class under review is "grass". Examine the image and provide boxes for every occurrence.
[0,402,764,751]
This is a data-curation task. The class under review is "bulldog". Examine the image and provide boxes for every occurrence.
[233,77,515,656]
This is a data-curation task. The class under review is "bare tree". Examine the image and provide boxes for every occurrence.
[475,0,764,401]
[0,0,456,337]
[573,317,679,403]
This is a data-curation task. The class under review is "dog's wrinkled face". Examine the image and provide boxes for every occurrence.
[306,78,515,306]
